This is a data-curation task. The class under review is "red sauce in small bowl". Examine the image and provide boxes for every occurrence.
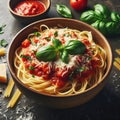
[14,0,46,16]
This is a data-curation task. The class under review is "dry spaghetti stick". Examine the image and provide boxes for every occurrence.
[113,61,120,71]
[4,77,14,97]
[115,58,120,64]
[7,89,22,108]
[115,49,120,55]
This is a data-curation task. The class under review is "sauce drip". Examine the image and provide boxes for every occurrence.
[14,0,46,16]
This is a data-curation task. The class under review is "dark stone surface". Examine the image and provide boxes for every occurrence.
[0,0,120,120]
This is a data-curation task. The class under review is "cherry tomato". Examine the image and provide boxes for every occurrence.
[21,39,31,48]
[70,0,88,11]
[33,38,39,43]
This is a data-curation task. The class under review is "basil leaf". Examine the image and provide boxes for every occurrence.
[91,20,100,29]
[56,4,72,18]
[0,39,8,47]
[111,12,120,22]
[36,45,57,61]
[94,4,110,19]
[105,22,118,34]
[60,50,69,64]
[80,10,96,24]
[65,40,86,55]
[98,21,107,34]
[52,38,62,49]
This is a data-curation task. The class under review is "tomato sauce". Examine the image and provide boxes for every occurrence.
[14,0,46,16]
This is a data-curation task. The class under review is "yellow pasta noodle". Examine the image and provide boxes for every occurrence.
[115,57,120,64]
[4,77,14,97]
[7,89,22,108]
[113,61,120,71]
[115,49,120,55]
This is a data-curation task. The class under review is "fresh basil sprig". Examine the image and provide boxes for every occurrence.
[56,4,72,18]
[36,39,86,63]
[80,4,120,35]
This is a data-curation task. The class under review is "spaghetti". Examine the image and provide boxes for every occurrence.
[14,25,107,96]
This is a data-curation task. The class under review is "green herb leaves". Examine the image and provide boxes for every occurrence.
[56,4,72,18]
[80,4,120,35]
[0,39,8,47]
[0,25,8,47]
[36,39,86,64]
[0,24,6,34]
[36,45,57,62]
[111,12,120,22]
[65,40,86,55]
[20,55,32,61]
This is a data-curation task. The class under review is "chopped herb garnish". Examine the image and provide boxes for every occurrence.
[75,67,85,74]
[29,66,35,70]
[54,31,58,37]
[20,55,32,61]
[87,56,92,60]
[68,71,75,80]
[0,39,8,47]
[32,75,35,78]
[45,37,51,41]
[0,24,6,34]
[64,33,71,37]
[34,32,41,37]
[79,67,85,72]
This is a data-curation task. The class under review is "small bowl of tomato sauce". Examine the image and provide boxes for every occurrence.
[8,0,51,24]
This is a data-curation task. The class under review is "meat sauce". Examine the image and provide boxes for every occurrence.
[14,0,46,16]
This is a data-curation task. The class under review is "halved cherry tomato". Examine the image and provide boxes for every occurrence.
[21,39,31,48]
[33,38,39,43]
[70,0,88,11]
[81,39,91,46]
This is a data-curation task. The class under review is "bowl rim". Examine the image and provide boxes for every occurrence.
[7,18,113,98]
[8,0,51,17]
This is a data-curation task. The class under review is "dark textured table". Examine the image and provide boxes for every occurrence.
[0,0,120,120]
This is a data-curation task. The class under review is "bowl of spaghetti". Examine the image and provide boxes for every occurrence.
[7,18,112,108]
